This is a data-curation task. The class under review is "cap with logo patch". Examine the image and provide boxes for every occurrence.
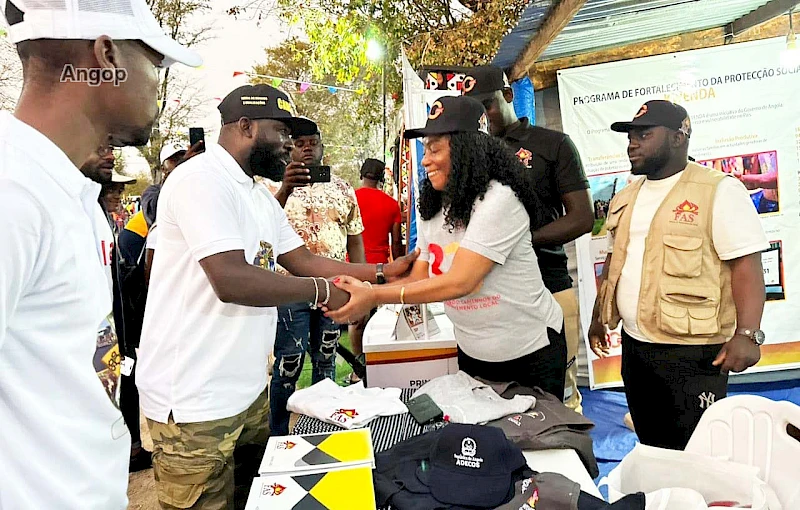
[461,65,511,98]
[217,84,317,135]
[420,424,526,508]
[610,100,692,137]
[0,0,202,68]
[404,96,489,139]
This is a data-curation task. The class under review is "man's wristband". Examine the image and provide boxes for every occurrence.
[376,263,386,285]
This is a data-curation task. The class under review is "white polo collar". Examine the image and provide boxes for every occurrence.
[1,112,96,200]
[207,143,255,187]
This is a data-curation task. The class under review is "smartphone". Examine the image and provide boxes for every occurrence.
[306,165,331,184]
[189,127,205,147]
[406,394,444,425]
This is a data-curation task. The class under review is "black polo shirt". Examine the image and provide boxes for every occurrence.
[503,118,589,293]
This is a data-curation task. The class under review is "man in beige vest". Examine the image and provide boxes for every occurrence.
[589,100,768,449]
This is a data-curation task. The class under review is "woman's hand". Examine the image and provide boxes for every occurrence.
[324,276,378,324]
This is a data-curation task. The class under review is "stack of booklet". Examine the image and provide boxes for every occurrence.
[245,428,376,510]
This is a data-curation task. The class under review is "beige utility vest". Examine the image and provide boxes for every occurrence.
[599,163,736,345]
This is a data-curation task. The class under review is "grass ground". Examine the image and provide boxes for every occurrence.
[297,331,355,388]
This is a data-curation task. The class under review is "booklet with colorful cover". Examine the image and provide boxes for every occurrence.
[258,428,375,476]
[244,467,376,510]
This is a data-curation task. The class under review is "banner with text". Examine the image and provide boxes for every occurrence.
[557,37,800,388]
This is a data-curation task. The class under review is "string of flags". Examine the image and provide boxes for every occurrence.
[231,71,364,94]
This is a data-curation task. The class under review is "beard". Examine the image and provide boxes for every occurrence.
[249,141,288,181]
[631,148,671,176]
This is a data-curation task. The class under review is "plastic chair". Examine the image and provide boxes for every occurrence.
[685,394,800,509]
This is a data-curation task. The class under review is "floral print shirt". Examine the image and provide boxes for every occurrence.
[264,176,364,262]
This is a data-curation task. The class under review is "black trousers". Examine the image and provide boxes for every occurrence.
[621,330,728,450]
[120,365,141,448]
[457,326,568,401]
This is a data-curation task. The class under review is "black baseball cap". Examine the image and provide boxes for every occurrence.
[404,96,489,139]
[610,100,692,137]
[218,84,317,135]
[461,65,511,98]
[420,424,526,507]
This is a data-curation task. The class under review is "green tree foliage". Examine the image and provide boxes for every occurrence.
[253,38,382,186]
[140,0,212,182]
[233,0,527,173]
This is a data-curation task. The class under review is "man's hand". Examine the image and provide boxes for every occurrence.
[281,162,311,194]
[275,162,311,207]
[713,334,761,374]
[385,248,420,281]
[180,140,205,164]
[324,276,376,324]
[588,319,610,358]
[324,284,349,312]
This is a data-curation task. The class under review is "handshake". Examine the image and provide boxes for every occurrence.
[315,249,420,324]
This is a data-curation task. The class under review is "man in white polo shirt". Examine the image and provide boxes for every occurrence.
[0,1,201,508]
[137,84,418,509]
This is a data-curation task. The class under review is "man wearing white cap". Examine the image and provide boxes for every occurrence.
[0,0,201,508]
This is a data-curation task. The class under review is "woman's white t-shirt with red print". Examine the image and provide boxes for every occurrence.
[416,181,563,362]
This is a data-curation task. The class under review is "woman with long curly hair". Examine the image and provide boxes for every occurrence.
[327,96,567,396]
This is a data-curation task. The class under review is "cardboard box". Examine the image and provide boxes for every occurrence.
[363,305,458,390]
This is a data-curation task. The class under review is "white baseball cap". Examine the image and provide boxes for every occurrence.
[111,171,136,184]
[1,0,202,68]
[159,141,184,164]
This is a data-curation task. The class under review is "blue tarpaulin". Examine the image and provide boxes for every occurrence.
[511,76,535,124]
[582,379,800,499]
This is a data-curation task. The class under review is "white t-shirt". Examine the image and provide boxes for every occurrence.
[95,205,115,298]
[417,181,563,362]
[0,113,129,509]
[610,172,769,341]
[146,222,158,249]
[137,143,304,423]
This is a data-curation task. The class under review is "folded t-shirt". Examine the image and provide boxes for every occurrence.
[413,372,535,424]
[287,379,407,429]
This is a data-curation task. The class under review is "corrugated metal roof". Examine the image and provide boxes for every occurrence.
[493,0,775,69]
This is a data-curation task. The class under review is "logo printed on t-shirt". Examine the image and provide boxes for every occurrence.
[673,200,700,223]
[94,313,121,409]
[520,488,539,510]
[515,148,533,168]
[253,241,276,271]
[330,408,358,424]
[525,410,546,422]
[508,415,523,427]
[428,242,459,276]
[262,483,286,496]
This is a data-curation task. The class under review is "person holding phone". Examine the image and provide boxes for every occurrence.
[264,123,368,435]
[327,96,568,399]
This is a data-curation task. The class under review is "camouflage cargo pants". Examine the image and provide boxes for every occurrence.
[147,390,270,510]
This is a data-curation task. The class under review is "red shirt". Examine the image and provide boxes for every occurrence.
[355,187,402,264]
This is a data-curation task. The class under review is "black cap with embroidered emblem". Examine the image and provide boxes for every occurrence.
[611,100,692,138]
[417,424,526,508]
[461,65,511,98]
[404,96,489,139]
[218,84,317,135]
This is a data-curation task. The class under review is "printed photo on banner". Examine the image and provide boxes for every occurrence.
[588,172,631,237]
[697,150,779,214]
[763,240,786,301]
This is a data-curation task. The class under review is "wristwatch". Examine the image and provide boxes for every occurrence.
[376,263,386,285]
[736,327,766,345]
